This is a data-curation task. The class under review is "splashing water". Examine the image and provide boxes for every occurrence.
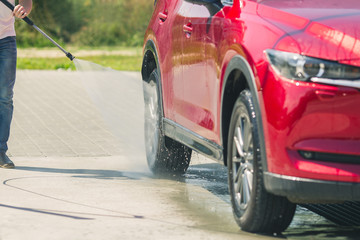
[73,58,147,170]
[73,58,113,71]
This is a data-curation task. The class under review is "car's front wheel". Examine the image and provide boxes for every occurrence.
[143,70,191,175]
[227,89,296,233]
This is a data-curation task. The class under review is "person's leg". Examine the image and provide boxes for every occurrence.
[0,36,17,168]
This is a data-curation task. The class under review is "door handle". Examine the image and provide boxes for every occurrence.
[183,22,193,38]
[183,23,193,33]
[158,11,168,23]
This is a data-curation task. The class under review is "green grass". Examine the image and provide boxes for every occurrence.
[18,57,76,70]
[79,55,142,71]
[17,54,142,71]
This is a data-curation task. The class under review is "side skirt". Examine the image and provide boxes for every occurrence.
[163,118,223,163]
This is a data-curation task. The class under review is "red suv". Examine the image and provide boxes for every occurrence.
[141,0,360,233]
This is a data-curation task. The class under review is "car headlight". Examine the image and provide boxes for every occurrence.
[265,49,360,85]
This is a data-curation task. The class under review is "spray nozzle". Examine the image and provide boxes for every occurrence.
[66,52,75,61]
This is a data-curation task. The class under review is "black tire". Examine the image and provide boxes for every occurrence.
[143,70,191,175]
[227,89,296,233]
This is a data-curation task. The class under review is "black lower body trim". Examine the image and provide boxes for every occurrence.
[264,172,360,203]
[163,118,223,162]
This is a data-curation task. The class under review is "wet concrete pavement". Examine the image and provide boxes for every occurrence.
[1,70,359,239]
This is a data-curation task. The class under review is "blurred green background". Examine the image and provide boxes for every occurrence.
[14,0,154,70]
[16,0,153,47]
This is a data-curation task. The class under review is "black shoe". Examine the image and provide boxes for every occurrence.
[0,153,15,169]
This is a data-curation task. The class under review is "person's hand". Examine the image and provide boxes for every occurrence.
[13,4,28,19]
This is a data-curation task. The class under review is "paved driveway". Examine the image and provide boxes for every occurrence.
[9,70,141,158]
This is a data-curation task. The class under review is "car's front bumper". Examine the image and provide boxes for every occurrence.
[261,67,360,183]
[264,172,360,203]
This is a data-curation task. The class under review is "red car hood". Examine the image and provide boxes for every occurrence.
[257,0,360,64]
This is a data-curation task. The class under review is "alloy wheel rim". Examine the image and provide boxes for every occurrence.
[232,112,254,210]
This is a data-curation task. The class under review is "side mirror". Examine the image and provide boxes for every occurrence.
[227,0,242,18]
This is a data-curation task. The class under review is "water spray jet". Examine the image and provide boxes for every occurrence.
[0,0,75,61]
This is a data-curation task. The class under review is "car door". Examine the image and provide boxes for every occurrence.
[155,0,193,122]
[177,0,224,142]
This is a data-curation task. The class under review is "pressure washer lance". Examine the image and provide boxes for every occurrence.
[0,0,75,61]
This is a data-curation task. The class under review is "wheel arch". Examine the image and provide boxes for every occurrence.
[220,55,268,171]
[141,40,166,116]
[141,40,159,83]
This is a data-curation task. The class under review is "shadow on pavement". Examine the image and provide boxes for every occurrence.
[14,166,151,180]
[283,226,360,240]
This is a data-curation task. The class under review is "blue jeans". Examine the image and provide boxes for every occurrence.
[0,36,16,153]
